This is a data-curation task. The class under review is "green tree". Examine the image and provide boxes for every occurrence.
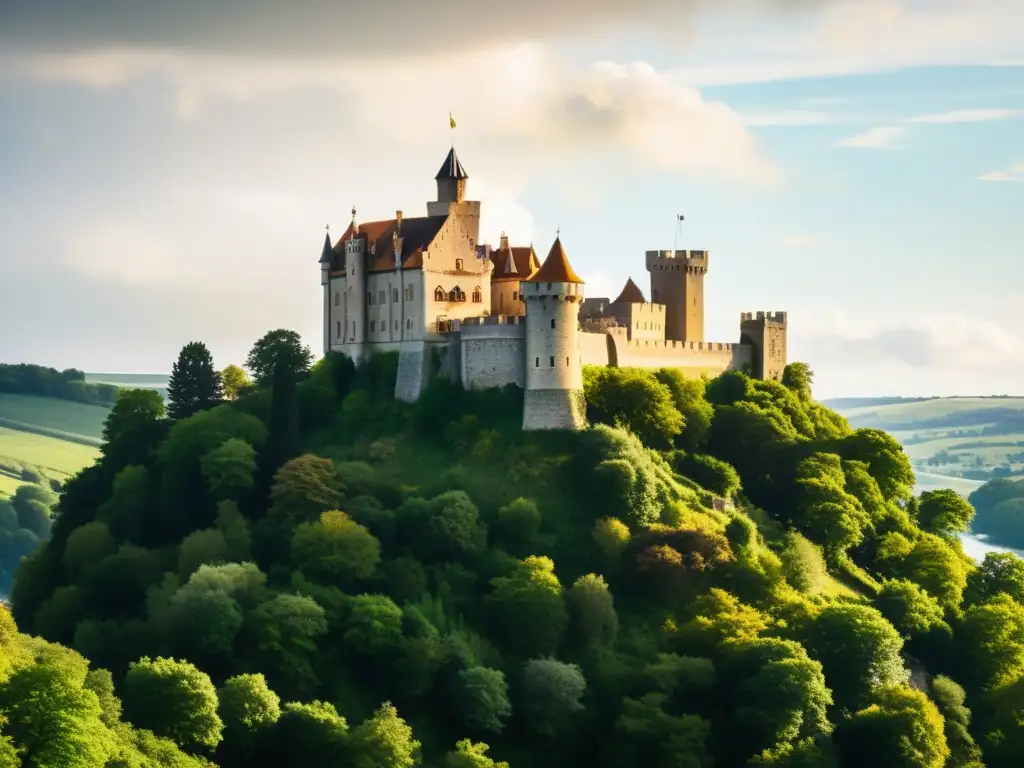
[566,573,619,650]
[270,700,349,768]
[290,510,381,587]
[15,498,51,540]
[928,676,983,768]
[781,362,814,401]
[583,366,684,449]
[268,454,344,523]
[654,368,714,451]
[494,497,541,554]
[120,656,223,752]
[63,521,117,577]
[0,654,115,767]
[835,685,949,768]
[220,364,253,401]
[251,594,328,687]
[245,329,314,387]
[796,603,907,710]
[964,551,1024,606]
[218,673,281,759]
[956,594,1024,691]
[874,579,946,639]
[348,702,421,768]
[450,667,512,733]
[201,438,257,500]
[444,740,510,768]
[835,428,915,503]
[916,489,975,538]
[520,658,586,736]
[615,693,713,768]
[84,668,122,728]
[488,556,567,658]
[167,342,223,420]
[101,388,166,467]
[177,528,229,579]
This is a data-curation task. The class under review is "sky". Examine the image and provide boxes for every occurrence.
[0,0,1022,399]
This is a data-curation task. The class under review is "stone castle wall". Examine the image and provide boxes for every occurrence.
[459,319,526,390]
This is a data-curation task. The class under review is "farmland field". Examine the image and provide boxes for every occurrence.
[0,425,100,478]
[85,372,169,402]
[0,392,109,442]
[828,396,1024,482]
[0,473,23,498]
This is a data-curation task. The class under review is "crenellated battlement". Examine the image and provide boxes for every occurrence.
[625,339,742,352]
[645,249,708,262]
[740,311,787,325]
[460,314,523,327]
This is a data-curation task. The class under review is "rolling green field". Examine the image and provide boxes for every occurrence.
[0,392,109,442]
[0,426,100,479]
[829,396,1024,482]
[85,372,169,401]
[0,473,24,498]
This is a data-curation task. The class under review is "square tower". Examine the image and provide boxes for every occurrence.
[645,249,708,343]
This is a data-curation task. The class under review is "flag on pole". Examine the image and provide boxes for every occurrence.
[678,214,685,221]
[449,112,457,130]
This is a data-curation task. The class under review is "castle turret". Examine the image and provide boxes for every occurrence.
[434,147,468,203]
[739,311,788,381]
[320,229,333,354]
[521,236,587,431]
[344,207,368,348]
[646,249,708,342]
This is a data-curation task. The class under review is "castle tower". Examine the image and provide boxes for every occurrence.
[319,229,333,355]
[646,249,708,342]
[739,311,788,381]
[344,207,368,349]
[522,236,587,431]
[434,147,468,203]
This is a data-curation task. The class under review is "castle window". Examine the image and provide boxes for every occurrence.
[370,320,376,332]
[335,320,341,337]
[551,319,556,329]
[513,291,518,301]
[451,285,466,302]
[378,290,386,304]
[334,292,340,306]
[367,292,373,305]
[434,286,446,301]
[550,356,555,367]
[405,284,414,300]
[566,357,569,366]
[392,287,399,302]
[535,357,539,367]
[456,258,464,271]
[406,318,412,329]
[472,287,482,303]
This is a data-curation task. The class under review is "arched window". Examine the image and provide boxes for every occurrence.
[551,319,556,329]
[434,286,446,301]
[370,320,376,332]
[451,285,466,302]
[472,286,482,303]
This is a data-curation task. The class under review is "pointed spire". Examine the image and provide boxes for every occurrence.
[613,277,646,304]
[435,147,468,180]
[319,226,333,263]
[503,248,519,275]
[525,235,584,284]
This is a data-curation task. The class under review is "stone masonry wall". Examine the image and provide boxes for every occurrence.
[461,323,526,390]
[609,335,755,377]
[522,389,587,431]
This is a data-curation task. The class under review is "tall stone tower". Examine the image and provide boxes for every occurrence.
[646,249,708,342]
[344,207,368,352]
[522,236,587,431]
[739,311,788,381]
[427,146,481,248]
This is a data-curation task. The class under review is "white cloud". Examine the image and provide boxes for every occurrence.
[742,110,830,126]
[836,125,906,149]
[15,46,780,188]
[907,108,1024,124]
[977,162,1024,181]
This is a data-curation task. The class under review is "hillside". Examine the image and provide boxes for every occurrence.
[6,342,1024,767]
[827,396,1024,483]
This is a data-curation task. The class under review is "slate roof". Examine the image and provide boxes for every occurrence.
[490,245,540,282]
[435,147,468,180]
[327,215,448,273]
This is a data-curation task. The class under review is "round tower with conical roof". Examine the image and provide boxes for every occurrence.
[521,236,587,431]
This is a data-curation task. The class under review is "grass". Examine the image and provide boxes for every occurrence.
[840,397,1024,422]
[0,474,23,498]
[0,393,109,441]
[0,426,100,478]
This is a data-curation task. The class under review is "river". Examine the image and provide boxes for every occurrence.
[913,471,1024,562]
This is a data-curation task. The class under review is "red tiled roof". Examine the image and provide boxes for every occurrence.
[490,245,539,282]
[524,237,584,284]
[612,277,646,304]
[327,215,447,273]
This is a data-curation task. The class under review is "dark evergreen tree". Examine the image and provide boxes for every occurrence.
[245,329,314,387]
[166,342,223,420]
[250,358,301,519]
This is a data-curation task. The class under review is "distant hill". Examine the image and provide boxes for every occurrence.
[827,395,1024,483]
[85,372,170,402]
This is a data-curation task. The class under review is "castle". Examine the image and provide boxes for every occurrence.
[319,146,788,431]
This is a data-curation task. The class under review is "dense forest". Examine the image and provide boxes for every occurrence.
[0,364,119,407]
[4,331,1024,767]
[968,478,1024,549]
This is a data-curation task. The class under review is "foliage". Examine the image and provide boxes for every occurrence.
[14,345,1024,768]
[167,342,224,421]
[220,365,253,401]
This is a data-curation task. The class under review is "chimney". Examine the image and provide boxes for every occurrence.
[499,231,509,250]
[396,210,403,234]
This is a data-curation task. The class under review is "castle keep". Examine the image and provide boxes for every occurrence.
[319,146,788,430]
